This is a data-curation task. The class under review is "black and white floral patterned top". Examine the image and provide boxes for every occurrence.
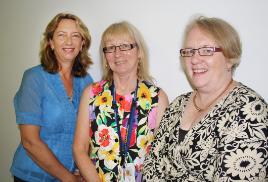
[143,83,268,182]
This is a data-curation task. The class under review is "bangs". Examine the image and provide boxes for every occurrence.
[102,23,135,43]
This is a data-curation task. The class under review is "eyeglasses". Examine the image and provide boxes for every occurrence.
[180,47,222,57]
[103,43,137,53]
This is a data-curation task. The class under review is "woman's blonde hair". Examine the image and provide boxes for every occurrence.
[100,21,153,83]
[181,16,242,73]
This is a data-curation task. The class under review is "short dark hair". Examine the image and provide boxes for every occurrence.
[40,12,93,77]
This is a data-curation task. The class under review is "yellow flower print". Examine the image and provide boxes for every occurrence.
[137,133,154,156]
[138,83,152,110]
[95,90,112,107]
[98,167,113,182]
[98,142,119,170]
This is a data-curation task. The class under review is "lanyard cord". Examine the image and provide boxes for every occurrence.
[112,80,139,167]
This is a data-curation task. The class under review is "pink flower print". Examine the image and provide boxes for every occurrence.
[148,107,157,129]
[91,80,106,96]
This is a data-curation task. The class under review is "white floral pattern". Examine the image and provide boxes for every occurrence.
[143,83,268,181]
[224,148,263,179]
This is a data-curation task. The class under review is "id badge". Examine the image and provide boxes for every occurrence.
[118,165,124,182]
[118,163,135,182]
[123,163,136,182]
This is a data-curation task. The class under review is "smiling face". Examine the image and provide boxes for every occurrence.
[183,26,233,91]
[49,19,84,66]
[104,35,139,78]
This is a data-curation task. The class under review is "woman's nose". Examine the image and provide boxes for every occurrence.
[65,35,73,45]
[114,47,122,57]
[190,50,202,64]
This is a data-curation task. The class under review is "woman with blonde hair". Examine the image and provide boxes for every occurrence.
[73,21,168,182]
[143,16,268,181]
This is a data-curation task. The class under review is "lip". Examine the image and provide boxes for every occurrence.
[62,48,75,53]
[193,68,207,74]
[114,60,126,65]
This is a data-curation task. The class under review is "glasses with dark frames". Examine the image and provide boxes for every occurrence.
[103,43,137,53]
[180,47,222,57]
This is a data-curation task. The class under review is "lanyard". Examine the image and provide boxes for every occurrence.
[112,80,138,167]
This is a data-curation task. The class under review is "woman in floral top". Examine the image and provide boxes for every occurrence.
[73,21,168,182]
[143,16,268,181]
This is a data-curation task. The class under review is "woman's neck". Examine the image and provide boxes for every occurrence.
[113,74,138,95]
[194,78,234,112]
[58,62,73,76]
[59,66,73,99]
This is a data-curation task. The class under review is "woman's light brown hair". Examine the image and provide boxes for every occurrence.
[40,12,93,77]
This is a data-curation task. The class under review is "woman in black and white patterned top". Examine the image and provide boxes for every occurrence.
[143,16,268,182]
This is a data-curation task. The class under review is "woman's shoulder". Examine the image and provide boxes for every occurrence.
[76,73,94,90]
[163,92,191,114]
[171,92,192,105]
[141,80,157,88]
[87,80,110,96]
[141,80,161,94]
[77,72,93,81]
[90,80,109,89]
[21,65,46,83]
[24,65,44,75]
[227,82,268,122]
[232,82,267,104]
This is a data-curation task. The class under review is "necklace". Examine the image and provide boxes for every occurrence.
[193,79,233,112]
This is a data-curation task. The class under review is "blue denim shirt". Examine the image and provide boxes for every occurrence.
[10,65,93,181]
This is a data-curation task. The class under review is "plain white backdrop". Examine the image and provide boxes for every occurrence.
[1,0,267,180]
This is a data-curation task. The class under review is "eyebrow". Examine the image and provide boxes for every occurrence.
[55,31,81,34]
[184,45,215,49]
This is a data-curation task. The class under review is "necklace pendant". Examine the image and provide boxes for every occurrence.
[193,79,233,112]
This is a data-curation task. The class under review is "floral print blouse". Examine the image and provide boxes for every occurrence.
[143,83,268,182]
[88,80,160,182]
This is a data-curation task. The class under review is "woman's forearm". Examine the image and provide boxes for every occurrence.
[22,138,76,181]
[73,148,101,182]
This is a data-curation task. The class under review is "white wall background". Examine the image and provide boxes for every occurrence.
[1,0,267,181]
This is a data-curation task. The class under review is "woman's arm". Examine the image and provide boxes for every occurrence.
[20,125,78,182]
[73,85,101,182]
[15,68,78,181]
[215,97,268,181]
[155,89,169,130]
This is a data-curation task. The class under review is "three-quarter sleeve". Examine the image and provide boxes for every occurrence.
[215,93,268,181]
[14,69,43,126]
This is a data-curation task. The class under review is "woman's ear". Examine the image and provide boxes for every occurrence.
[80,40,84,51]
[49,39,54,50]
[225,57,234,72]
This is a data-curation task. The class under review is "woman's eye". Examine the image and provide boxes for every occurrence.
[57,33,64,37]
[72,34,81,38]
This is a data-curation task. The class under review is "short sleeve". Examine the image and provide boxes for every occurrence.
[14,68,43,126]
[84,74,94,86]
[80,74,93,91]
